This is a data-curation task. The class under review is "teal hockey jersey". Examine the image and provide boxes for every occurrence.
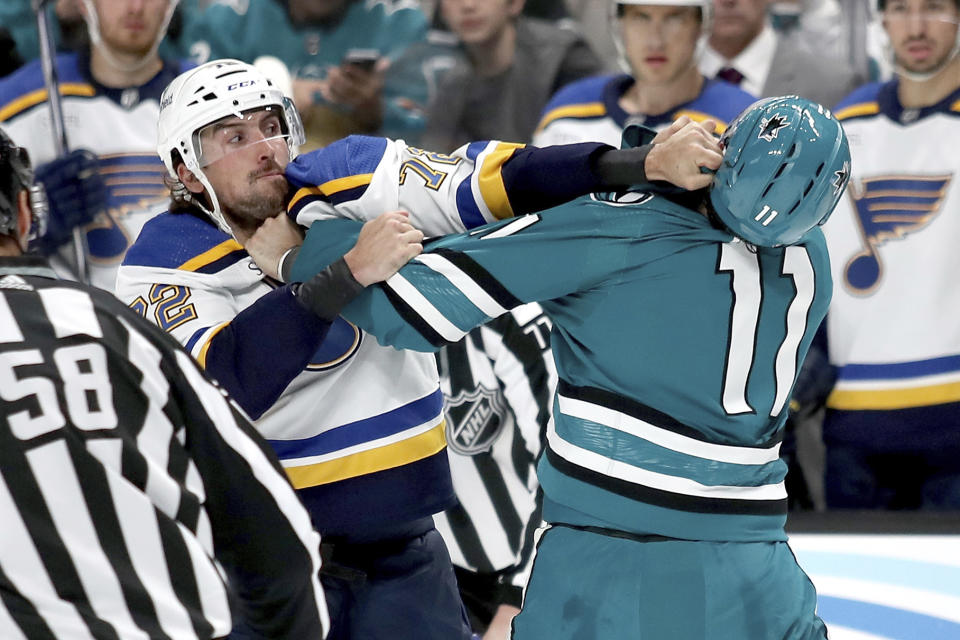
[291,192,832,542]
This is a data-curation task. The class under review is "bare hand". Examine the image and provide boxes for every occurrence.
[320,58,388,130]
[292,78,327,111]
[243,213,305,280]
[645,116,723,191]
[483,604,520,640]
[344,210,423,286]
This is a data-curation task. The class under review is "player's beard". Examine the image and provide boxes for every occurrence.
[225,169,289,230]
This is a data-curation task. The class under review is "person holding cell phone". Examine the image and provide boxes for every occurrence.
[177,0,432,147]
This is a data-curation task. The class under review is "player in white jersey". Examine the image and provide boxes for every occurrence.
[809,0,960,508]
[532,0,754,148]
[115,59,722,639]
[0,0,191,291]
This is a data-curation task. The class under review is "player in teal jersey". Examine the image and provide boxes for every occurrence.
[179,0,428,146]
[253,96,851,639]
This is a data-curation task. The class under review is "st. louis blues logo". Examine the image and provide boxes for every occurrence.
[86,153,169,264]
[844,174,952,294]
[758,114,789,141]
[444,384,505,455]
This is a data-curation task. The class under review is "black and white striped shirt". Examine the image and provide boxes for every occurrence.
[434,302,556,604]
[0,257,328,640]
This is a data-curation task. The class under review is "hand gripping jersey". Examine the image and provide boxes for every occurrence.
[532,74,756,147]
[290,192,832,542]
[117,136,582,534]
[822,81,960,450]
[0,53,193,291]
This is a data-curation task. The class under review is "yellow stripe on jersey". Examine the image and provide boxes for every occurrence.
[196,322,230,368]
[535,102,607,133]
[672,109,730,133]
[827,381,960,410]
[952,98,960,113]
[0,84,96,121]
[178,239,244,272]
[835,102,880,121]
[479,143,524,220]
[288,173,375,210]
[284,420,447,488]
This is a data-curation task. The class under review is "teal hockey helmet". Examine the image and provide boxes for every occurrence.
[709,96,851,248]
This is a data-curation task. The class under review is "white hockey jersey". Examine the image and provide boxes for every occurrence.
[116,136,588,533]
[0,52,193,291]
[822,81,960,447]
[532,74,755,148]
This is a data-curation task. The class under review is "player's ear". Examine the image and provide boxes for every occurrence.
[176,164,205,195]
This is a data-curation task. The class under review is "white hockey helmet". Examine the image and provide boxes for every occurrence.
[610,0,714,73]
[157,59,305,234]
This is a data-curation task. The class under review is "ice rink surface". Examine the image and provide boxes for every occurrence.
[791,533,960,639]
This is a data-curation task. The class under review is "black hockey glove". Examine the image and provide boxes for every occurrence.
[31,149,106,255]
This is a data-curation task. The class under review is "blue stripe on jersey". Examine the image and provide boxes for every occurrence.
[0,54,84,107]
[835,82,883,114]
[122,212,230,269]
[543,74,618,113]
[455,142,489,229]
[268,389,444,458]
[184,326,210,354]
[837,355,960,381]
[285,135,388,191]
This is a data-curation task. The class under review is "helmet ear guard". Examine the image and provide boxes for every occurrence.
[156,59,305,235]
[709,96,851,248]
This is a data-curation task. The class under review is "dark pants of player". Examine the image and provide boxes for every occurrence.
[513,524,827,640]
[320,517,473,640]
[825,444,960,509]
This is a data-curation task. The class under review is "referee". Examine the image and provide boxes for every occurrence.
[0,128,328,639]
[435,302,556,638]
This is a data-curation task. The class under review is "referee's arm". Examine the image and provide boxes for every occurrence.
[170,350,329,639]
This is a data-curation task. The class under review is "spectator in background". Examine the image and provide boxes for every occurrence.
[533,0,754,149]
[0,0,193,291]
[701,0,863,108]
[807,0,960,510]
[0,0,194,68]
[421,0,603,151]
[180,0,429,148]
[435,304,556,640]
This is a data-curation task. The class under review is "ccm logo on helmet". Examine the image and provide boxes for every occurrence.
[228,80,258,91]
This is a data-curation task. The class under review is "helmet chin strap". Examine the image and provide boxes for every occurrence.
[81,0,178,74]
[193,171,237,239]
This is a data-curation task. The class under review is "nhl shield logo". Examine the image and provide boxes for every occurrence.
[444,385,505,455]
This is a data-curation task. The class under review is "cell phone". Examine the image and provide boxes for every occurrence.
[341,48,379,71]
